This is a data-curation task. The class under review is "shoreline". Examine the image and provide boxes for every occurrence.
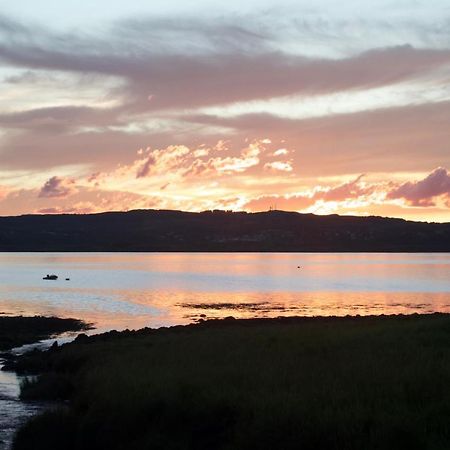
[0,315,90,354]
[0,316,89,450]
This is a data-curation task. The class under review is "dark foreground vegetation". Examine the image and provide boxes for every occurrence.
[12,314,450,450]
[1,209,449,251]
[0,315,88,352]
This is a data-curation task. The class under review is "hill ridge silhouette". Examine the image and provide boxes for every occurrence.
[0,209,448,252]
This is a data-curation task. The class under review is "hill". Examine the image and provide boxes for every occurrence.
[0,209,449,252]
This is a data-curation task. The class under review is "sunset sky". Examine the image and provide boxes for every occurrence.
[0,1,449,221]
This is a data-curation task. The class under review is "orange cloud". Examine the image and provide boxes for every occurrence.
[1,142,449,222]
[0,186,9,201]
[264,161,293,172]
[245,174,380,211]
[207,141,261,174]
[89,140,270,188]
[136,145,191,178]
[36,202,96,215]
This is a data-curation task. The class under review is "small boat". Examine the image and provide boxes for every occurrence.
[43,274,58,280]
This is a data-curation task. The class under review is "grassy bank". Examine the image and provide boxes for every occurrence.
[12,314,450,450]
[0,315,89,352]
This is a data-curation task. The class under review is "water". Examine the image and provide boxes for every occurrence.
[0,351,43,449]
[0,369,35,449]
[0,253,449,330]
[0,252,449,447]
[0,336,79,449]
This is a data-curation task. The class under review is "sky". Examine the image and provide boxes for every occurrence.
[0,1,449,221]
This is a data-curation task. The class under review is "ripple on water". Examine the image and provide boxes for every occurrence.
[0,362,44,449]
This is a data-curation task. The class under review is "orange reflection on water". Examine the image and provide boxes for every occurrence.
[118,290,450,328]
[1,252,449,332]
[2,289,450,333]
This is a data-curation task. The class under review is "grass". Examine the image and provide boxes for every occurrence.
[11,314,450,450]
[0,315,88,352]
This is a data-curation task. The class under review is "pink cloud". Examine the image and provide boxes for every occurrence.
[38,176,77,198]
[387,167,450,206]
[245,174,378,211]
[136,154,156,178]
[36,203,95,215]
[0,186,9,201]
[321,174,374,202]
[244,193,313,211]
[136,145,190,178]
[133,141,266,180]
[245,169,450,215]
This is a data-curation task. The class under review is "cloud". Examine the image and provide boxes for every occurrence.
[0,13,449,222]
[136,154,156,178]
[1,14,450,115]
[186,101,450,177]
[387,167,450,206]
[321,174,374,201]
[207,141,262,174]
[0,186,9,200]
[136,145,190,178]
[34,191,159,215]
[0,106,116,132]
[264,161,293,172]
[36,203,95,215]
[244,173,385,212]
[244,193,313,212]
[1,164,449,221]
[1,14,450,176]
[38,176,77,198]
[0,183,168,216]
[244,168,450,215]
[131,140,266,180]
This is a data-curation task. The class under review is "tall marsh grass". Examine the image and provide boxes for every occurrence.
[13,314,450,450]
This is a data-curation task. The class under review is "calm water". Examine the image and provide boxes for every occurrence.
[0,252,449,331]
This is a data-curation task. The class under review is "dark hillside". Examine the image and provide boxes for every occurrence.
[0,209,448,251]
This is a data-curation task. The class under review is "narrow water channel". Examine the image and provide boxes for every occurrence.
[0,336,78,450]
[0,360,43,450]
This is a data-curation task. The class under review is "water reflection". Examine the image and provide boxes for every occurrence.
[0,253,449,332]
[0,361,43,450]
[173,291,449,323]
